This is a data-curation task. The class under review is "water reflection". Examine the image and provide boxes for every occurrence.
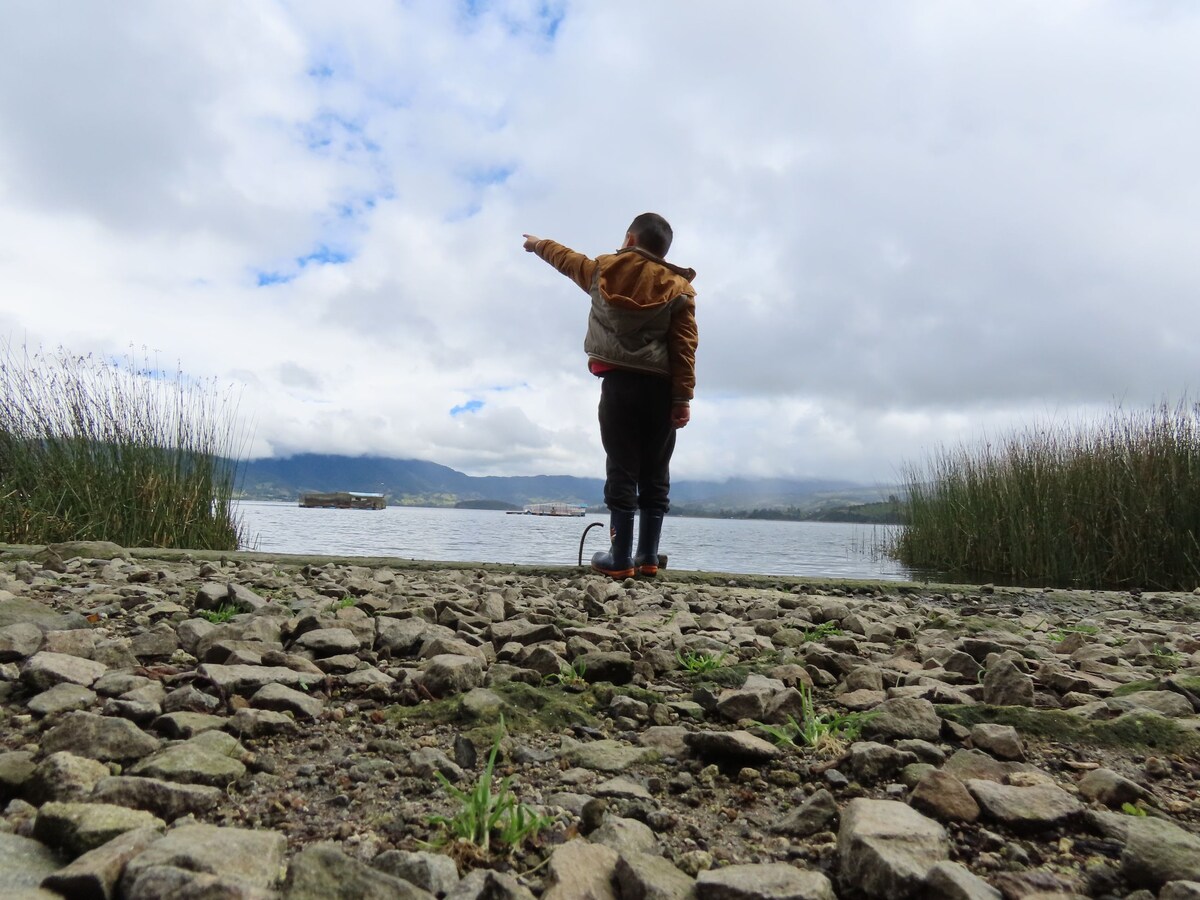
[235,502,919,581]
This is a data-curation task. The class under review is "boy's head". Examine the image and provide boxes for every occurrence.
[625,212,673,258]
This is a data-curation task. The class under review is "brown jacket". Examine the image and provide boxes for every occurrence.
[531,239,698,402]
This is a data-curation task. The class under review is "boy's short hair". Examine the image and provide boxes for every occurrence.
[627,212,673,258]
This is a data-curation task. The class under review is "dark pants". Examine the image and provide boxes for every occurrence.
[598,370,676,514]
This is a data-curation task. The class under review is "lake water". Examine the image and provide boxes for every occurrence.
[235,501,917,581]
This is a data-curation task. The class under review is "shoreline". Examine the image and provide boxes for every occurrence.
[2,541,1198,897]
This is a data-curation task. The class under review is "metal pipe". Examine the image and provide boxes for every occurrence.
[578,521,605,566]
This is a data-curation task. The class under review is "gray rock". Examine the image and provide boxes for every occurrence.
[0,596,89,631]
[194,581,234,610]
[715,687,770,723]
[910,770,980,823]
[372,849,460,897]
[161,685,222,715]
[459,687,506,720]
[1076,767,1151,808]
[29,752,110,803]
[446,867,536,900]
[0,832,64,898]
[293,626,361,657]
[376,617,446,657]
[923,860,1003,899]
[0,600,89,633]
[42,711,159,762]
[339,666,395,690]
[129,622,179,659]
[846,741,920,783]
[229,706,296,737]
[228,582,271,613]
[20,651,106,692]
[153,710,227,739]
[860,696,942,742]
[284,841,435,898]
[248,681,325,720]
[543,839,619,900]
[684,730,781,764]
[695,862,836,899]
[1119,815,1200,888]
[594,777,653,802]
[969,723,1025,760]
[33,800,165,857]
[562,740,659,773]
[982,659,1034,706]
[0,622,43,662]
[26,682,96,716]
[942,749,1025,784]
[837,798,950,899]
[41,825,161,900]
[589,815,658,855]
[47,540,129,560]
[122,864,276,900]
[409,747,465,782]
[1110,690,1195,718]
[90,775,223,821]
[120,823,286,894]
[638,725,691,759]
[1161,883,1200,900]
[577,651,635,685]
[196,662,323,694]
[965,779,1083,830]
[0,750,37,800]
[844,665,886,692]
[129,742,247,787]
[420,654,484,697]
[614,851,695,900]
[41,629,97,659]
[771,788,839,837]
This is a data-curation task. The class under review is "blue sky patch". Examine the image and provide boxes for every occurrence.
[464,164,514,187]
[450,399,485,416]
[298,244,351,267]
[256,270,295,287]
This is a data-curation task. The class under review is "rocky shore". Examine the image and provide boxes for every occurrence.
[2,541,1199,899]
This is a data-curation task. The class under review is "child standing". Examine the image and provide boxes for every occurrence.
[522,213,698,578]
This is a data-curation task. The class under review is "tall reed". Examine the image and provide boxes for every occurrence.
[892,403,1200,590]
[0,343,247,550]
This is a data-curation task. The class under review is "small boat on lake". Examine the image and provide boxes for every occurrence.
[299,491,387,510]
[508,502,587,517]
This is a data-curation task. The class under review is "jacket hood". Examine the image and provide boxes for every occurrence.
[598,247,696,310]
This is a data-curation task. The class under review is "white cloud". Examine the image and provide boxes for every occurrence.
[2,0,1199,485]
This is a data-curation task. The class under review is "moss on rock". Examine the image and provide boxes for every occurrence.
[937,704,1200,755]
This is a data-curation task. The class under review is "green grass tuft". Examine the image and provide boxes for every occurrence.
[426,715,553,856]
[676,649,730,673]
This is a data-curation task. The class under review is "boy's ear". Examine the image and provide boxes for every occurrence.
[622,231,637,249]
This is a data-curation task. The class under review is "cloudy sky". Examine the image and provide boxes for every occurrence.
[2,1,1198,485]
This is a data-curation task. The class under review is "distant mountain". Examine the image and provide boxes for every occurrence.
[239,455,602,506]
[237,453,894,514]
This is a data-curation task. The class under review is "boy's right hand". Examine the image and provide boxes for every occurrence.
[671,403,691,429]
[522,234,540,252]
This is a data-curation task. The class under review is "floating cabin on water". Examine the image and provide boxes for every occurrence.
[510,502,588,517]
[298,491,387,510]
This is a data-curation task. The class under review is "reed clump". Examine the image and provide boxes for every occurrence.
[893,403,1200,590]
[0,343,246,550]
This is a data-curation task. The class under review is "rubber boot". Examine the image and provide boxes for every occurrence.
[591,510,635,579]
[633,510,665,577]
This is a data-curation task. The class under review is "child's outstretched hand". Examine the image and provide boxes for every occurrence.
[522,234,540,252]
[671,403,690,429]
